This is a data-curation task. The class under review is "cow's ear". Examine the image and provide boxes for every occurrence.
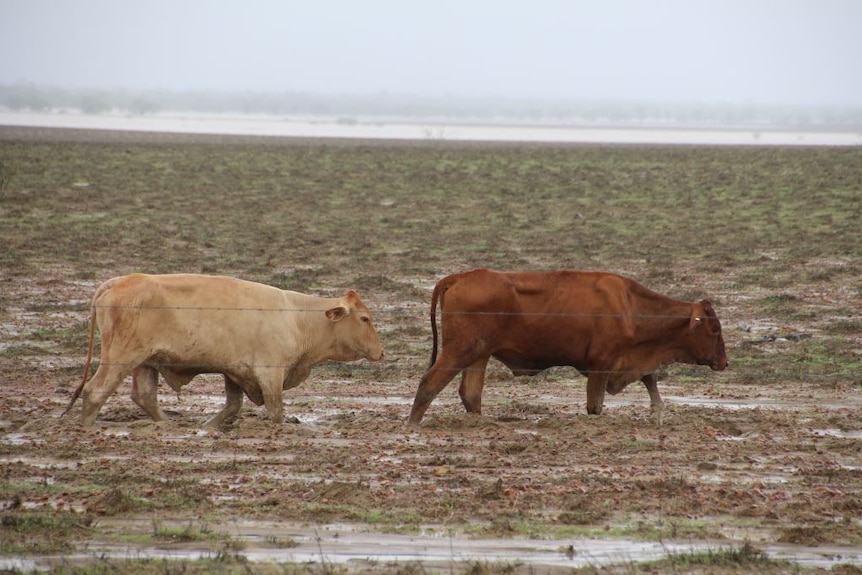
[326,306,349,322]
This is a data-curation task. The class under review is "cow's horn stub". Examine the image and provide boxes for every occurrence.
[344,290,360,304]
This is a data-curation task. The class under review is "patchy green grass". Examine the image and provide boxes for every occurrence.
[16,554,265,575]
[2,133,861,288]
[661,540,776,569]
[2,128,861,575]
[0,512,94,555]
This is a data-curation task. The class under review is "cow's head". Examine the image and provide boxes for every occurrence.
[325,290,385,362]
[685,300,728,371]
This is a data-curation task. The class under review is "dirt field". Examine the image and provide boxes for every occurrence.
[1,126,861,574]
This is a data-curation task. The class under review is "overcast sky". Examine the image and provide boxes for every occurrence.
[1,0,860,107]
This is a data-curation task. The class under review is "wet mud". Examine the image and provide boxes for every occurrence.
[3,374,862,572]
[2,129,861,572]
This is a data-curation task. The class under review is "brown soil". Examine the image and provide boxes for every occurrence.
[1,127,861,573]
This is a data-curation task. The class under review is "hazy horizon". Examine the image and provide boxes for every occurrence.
[2,1,861,109]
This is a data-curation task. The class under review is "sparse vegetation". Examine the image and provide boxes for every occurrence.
[0,157,10,193]
[1,127,860,574]
[0,512,94,555]
[665,540,771,567]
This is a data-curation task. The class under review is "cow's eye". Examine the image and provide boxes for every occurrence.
[361,316,370,323]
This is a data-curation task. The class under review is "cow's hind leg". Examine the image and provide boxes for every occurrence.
[81,363,134,426]
[641,373,664,426]
[458,356,490,415]
[409,351,471,423]
[130,365,168,422]
[204,377,244,428]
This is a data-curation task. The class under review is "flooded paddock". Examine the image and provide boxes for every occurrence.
[2,128,861,573]
[2,110,861,146]
[5,517,861,572]
[4,375,862,572]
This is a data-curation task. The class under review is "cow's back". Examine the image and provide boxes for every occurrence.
[442,269,634,319]
[507,270,633,314]
[99,274,293,314]
[104,273,282,305]
[93,274,294,365]
[437,269,640,370]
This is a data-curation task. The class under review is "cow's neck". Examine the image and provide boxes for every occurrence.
[625,340,691,375]
[631,297,696,363]
[285,292,349,365]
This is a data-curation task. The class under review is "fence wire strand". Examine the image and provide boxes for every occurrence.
[74,360,857,381]
[91,303,698,321]
[60,303,854,382]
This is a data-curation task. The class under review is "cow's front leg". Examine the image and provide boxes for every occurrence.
[585,372,608,415]
[641,373,663,426]
[260,372,285,424]
[131,366,167,422]
[458,356,490,414]
[204,377,244,428]
[409,350,470,423]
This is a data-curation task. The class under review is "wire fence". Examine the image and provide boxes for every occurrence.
[71,360,857,384]
[89,303,703,321]
[56,302,857,384]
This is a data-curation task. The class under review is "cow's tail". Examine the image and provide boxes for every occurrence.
[428,277,454,368]
[61,288,100,417]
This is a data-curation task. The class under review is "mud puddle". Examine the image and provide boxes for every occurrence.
[10,519,861,571]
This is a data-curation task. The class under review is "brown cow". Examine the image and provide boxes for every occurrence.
[409,269,727,424]
[64,273,384,427]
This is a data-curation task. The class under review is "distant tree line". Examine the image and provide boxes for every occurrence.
[1,82,860,128]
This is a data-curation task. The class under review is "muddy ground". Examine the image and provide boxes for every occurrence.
[1,127,861,573]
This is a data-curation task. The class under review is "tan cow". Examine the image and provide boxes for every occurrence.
[64,273,384,427]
